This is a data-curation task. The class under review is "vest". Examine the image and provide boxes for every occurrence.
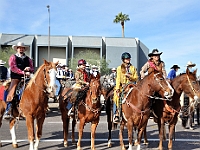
[11,55,30,79]
[0,66,7,80]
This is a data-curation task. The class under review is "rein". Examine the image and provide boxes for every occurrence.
[81,100,101,116]
[186,74,200,95]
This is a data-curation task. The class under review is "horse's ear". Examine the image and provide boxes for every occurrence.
[55,61,59,67]
[43,59,50,65]
[193,69,197,75]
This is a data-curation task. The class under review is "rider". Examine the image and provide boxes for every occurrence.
[5,42,34,118]
[185,61,196,72]
[167,65,180,83]
[113,52,138,123]
[67,59,90,116]
[110,68,117,85]
[140,49,167,79]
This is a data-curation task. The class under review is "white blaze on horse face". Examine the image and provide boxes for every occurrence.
[49,68,57,89]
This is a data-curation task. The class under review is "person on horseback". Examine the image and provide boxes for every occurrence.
[110,68,117,84]
[167,65,180,83]
[5,42,34,118]
[140,49,167,79]
[67,59,90,116]
[113,52,138,123]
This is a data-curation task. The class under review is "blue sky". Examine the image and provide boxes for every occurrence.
[0,0,200,75]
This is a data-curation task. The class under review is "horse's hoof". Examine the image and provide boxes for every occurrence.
[108,143,112,147]
[12,143,18,148]
[0,143,2,147]
[143,141,149,145]
[77,147,82,150]
[190,127,194,130]
[121,146,126,150]
[64,142,68,147]
[72,140,76,145]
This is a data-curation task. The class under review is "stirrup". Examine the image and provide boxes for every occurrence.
[113,115,120,123]
[68,108,74,116]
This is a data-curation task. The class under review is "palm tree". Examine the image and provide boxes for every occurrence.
[113,12,130,37]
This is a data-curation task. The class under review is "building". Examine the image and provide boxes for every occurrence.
[0,33,149,72]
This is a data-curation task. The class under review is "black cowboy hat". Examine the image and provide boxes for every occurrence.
[170,65,180,69]
[148,49,163,57]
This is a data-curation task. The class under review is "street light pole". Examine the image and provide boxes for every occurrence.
[47,5,50,61]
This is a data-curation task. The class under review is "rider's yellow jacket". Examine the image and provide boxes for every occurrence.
[113,63,138,108]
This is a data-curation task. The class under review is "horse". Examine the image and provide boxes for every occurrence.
[118,70,174,150]
[100,75,117,147]
[7,60,58,150]
[59,73,102,150]
[150,69,200,150]
[0,100,6,147]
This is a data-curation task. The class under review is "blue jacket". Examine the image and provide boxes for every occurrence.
[167,69,176,80]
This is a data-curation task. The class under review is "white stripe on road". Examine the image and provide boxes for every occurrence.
[1,138,200,143]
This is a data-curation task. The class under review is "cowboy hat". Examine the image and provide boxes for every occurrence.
[0,60,6,65]
[12,42,28,51]
[111,68,116,71]
[186,61,196,67]
[148,49,163,57]
[170,65,180,69]
[91,65,98,69]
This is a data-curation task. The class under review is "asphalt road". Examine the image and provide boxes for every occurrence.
[0,102,200,150]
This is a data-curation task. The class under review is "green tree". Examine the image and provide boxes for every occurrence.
[0,46,15,68]
[113,12,130,37]
[69,50,110,75]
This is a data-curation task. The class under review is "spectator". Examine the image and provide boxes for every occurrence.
[110,68,117,84]
[0,60,8,82]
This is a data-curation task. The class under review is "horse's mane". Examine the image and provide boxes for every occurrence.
[26,64,45,89]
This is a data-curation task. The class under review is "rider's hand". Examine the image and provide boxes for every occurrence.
[24,67,30,72]
[25,72,30,77]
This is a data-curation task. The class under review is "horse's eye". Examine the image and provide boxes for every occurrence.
[159,78,163,80]
[192,81,196,84]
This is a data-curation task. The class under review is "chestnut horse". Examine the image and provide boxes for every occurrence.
[59,73,101,150]
[8,60,57,150]
[0,100,6,147]
[119,70,174,150]
[150,69,200,150]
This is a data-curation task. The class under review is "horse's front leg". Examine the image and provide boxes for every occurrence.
[34,114,45,150]
[107,98,112,147]
[72,115,76,145]
[119,121,126,150]
[168,123,175,150]
[157,119,164,150]
[77,118,85,150]
[61,110,70,147]
[26,115,35,150]
[10,118,18,148]
[127,120,133,150]
[91,121,98,150]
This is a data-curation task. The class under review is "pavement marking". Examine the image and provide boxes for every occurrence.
[1,138,200,143]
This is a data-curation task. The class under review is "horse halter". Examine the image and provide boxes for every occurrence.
[186,74,200,102]
[154,72,173,100]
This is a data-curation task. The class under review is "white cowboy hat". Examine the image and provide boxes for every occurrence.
[111,68,116,71]
[12,42,29,51]
[186,61,196,67]
[0,60,6,65]
[91,65,98,69]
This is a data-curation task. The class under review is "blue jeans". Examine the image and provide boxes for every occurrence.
[5,102,12,113]
[55,79,61,96]
[113,102,117,115]
[66,101,73,110]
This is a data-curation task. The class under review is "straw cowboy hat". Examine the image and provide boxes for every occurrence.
[0,60,6,65]
[170,65,180,69]
[12,42,28,51]
[186,61,196,67]
[148,49,163,57]
[111,68,116,71]
[91,65,98,69]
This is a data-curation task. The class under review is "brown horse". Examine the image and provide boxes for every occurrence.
[119,70,173,150]
[0,100,6,147]
[59,73,101,150]
[100,75,116,147]
[7,60,58,150]
[150,69,200,150]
